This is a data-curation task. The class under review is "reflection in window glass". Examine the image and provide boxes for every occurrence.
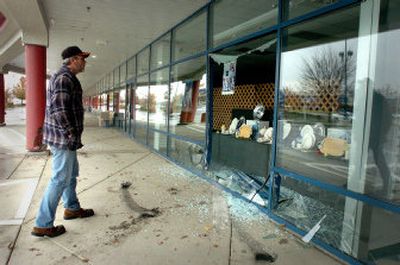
[100,93,107,111]
[149,69,169,131]
[151,33,170,70]
[101,79,106,93]
[211,0,277,48]
[276,6,360,187]
[273,175,354,256]
[120,63,126,84]
[135,75,149,127]
[135,126,147,144]
[135,76,149,144]
[173,10,206,61]
[137,48,149,75]
[108,73,113,89]
[274,173,400,264]
[170,57,207,142]
[209,33,276,180]
[113,67,120,86]
[127,85,136,137]
[119,89,126,114]
[148,131,167,155]
[365,1,400,204]
[283,0,340,20]
[169,137,205,171]
[108,92,114,112]
[113,92,119,113]
[127,57,136,80]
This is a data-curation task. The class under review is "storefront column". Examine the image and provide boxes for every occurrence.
[0,73,5,126]
[93,96,99,109]
[25,44,46,151]
[115,92,120,113]
[106,94,110,111]
[188,80,200,122]
[340,0,380,259]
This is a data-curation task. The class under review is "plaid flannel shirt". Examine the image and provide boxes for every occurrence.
[43,65,84,150]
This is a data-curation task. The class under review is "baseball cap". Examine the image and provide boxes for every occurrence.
[61,46,90,60]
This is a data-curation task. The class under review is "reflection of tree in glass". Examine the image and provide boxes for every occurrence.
[5,87,14,107]
[13,77,26,105]
[170,94,183,114]
[198,90,206,106]
[137,93,156,113]
[148,93,156,113]
[300,48,355,96]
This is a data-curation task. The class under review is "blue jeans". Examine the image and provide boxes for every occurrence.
[35,146,81,228]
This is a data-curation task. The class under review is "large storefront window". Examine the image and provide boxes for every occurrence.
[208,33,276,204]
[169,57,207,143]
[364,0,400,204]
[137,48,149,76]
[135,75,149,144]
[283,0,340,20]
[272,173,400,264]
[150,33,170,70]
[128,84,135,136]
[113,67,120,87]
[172,10,206,61]
[211,0,277,48]
[149,69,169,131]
[119,89,126,114]
[169,137,204,171]
[100,93,107,111]
[276,6,360,188]
[108,92,114,112]
[127,56,136,81]
[120,63,126,85]
[275,2,400,264]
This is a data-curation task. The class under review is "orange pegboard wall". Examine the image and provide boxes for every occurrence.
[212,83,274,130]
[212,83,341,130]
[283,86,340,113]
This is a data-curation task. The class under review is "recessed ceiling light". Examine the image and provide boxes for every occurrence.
[91,54,97,58]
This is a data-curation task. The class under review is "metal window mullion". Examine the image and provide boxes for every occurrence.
[146,51,151,145]
[167,30,173,157]
[268,0,284,212]
[206,2,213,166]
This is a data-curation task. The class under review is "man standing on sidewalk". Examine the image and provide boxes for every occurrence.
[32,46,94,237]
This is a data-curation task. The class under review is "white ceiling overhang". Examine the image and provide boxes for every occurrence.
[0,0,209,95]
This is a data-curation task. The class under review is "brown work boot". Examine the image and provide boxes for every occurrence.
[31,225,66,237]
[64,208,94,220]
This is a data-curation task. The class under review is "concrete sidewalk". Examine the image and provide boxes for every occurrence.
[0,108,343,265]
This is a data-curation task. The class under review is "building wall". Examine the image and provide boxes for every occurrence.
[91,1,400,264]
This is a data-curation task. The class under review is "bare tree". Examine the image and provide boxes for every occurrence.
[298,47,356,115]
[300,48,355,95]
[13,76,26,105]
[5,87,14,107]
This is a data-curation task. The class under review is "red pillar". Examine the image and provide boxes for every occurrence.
[106,94,110,111]
[0,73,5,126]
[93,96,99,109]
[188,80,200,122]
[25,44,46,151]
[115,92,120,113]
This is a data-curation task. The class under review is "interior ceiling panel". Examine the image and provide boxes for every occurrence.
[9,0,209,95]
